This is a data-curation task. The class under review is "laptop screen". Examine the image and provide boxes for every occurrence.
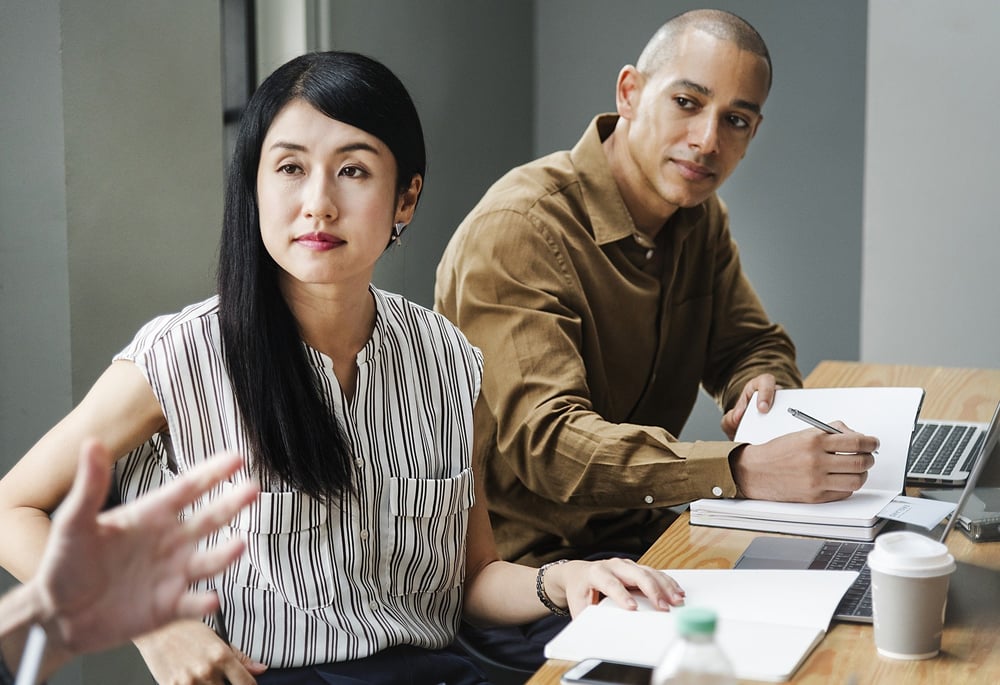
[932,400,1000,541]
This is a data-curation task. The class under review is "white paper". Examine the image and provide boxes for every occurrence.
[735,387,923,492]
[545,569,858,682]
[877,495,955,529]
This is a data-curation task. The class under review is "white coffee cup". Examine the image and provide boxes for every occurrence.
[866,531,956,660]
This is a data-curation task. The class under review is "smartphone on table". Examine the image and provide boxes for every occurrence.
[561,658,653,684]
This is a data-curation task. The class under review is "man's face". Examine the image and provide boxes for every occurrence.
[619,28,770,216]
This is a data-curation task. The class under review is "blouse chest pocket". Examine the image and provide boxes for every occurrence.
[226,488,335,611]
[385,468,475,596]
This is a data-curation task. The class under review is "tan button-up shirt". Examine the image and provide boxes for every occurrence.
[435,115,801,564]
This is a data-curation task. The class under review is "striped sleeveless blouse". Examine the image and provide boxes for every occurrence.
[113,287,483,668]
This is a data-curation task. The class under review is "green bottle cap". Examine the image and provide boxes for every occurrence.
[675,606,718,636]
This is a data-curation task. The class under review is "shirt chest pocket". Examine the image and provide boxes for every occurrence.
[384,468,475,596]
[227,489,335,611]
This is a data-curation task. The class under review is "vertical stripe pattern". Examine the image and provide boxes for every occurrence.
[113,288,483,668]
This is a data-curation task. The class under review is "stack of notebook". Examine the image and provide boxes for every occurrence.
[690,387,925,541]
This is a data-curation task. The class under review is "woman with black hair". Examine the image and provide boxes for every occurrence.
[0,52,683,684]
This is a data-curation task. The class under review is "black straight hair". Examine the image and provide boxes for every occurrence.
[217,51,425,499]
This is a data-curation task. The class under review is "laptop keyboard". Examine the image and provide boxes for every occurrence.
[808,540,875,619]
[908,421,985,478]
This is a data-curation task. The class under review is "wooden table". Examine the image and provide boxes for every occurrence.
[527,361,1000,685]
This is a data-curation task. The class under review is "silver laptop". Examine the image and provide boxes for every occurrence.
[907,415,991,485]
[733,400,1000,623]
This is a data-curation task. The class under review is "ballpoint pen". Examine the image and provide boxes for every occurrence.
[787,407,841,434]
[788,407,878,453]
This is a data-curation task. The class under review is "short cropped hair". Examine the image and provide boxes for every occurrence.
[636,9,772,92]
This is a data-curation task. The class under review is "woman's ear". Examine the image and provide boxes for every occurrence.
[395,174,423,225]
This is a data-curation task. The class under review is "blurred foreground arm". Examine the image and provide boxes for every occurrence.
[0,439,258,681]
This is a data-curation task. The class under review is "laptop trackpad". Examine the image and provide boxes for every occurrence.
[734,537,826,570]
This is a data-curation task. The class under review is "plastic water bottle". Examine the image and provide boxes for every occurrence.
[651,607,736,685]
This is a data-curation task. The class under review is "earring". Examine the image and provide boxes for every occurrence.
[391,222,407,245]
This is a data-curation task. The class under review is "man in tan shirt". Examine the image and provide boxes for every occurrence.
[436,8,880,671]
[436,10,878,568]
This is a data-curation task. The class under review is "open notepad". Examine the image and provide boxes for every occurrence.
[545,569,858,682]
[689,387,924,540]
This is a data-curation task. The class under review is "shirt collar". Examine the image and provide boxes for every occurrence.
[570,113,707,248]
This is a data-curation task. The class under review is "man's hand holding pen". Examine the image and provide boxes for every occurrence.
[729,417,880,503]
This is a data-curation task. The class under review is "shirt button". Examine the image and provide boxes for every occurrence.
[359,529,369,541]
[355,458,364,468]
[644,495,654,504]
[369,601,379,612]
[712,486,723,497]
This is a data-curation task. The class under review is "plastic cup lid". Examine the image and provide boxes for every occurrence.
[867,531,956,578]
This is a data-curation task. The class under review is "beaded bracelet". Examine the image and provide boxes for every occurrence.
[535,559,570,617]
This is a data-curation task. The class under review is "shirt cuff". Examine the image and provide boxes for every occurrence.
[683,441,740,498]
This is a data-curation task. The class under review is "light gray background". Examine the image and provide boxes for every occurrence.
[1,2,997,683]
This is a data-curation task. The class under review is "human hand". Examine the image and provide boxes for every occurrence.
[135,619,267,685]
[30,438,259,657]
[544,557,685,618]
[731,423,879,502]
[721,374,779,440]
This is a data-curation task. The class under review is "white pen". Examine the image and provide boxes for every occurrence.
[14,624,46,685]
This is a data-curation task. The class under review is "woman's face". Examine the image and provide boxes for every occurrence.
[256,99,417,294]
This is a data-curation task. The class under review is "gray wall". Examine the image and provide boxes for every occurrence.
[0,7,76,681]
[535,1,869,440]
[0,0,74,515]
[863,0,1000,369]
[1,1,224,683]
[321,0,536,308]
[0,0,223,460]
[60,1,225,396]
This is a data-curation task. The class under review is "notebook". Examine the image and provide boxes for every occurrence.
[733,400,1000,623]
[907,416,992,485]
[690,387,925,541]
[544,569,859,682]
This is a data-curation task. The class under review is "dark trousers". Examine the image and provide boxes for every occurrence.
[256,644,489,685]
